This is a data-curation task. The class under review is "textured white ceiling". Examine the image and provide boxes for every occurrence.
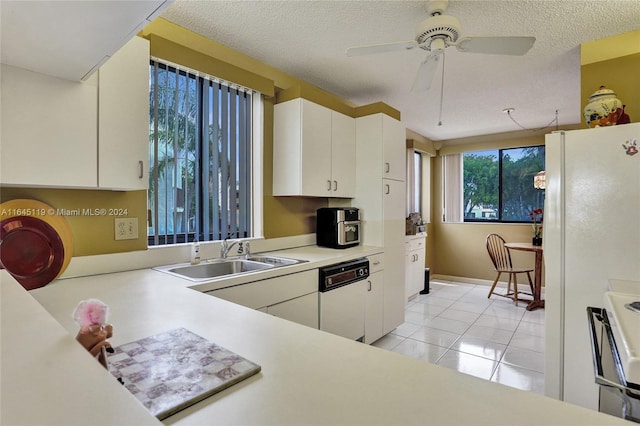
[161,0,640,141]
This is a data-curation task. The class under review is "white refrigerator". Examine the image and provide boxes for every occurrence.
[544,122,640,410]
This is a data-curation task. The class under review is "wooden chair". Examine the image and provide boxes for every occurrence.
[485,233,534,306]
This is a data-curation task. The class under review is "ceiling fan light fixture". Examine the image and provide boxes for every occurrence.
[415,14,461,47]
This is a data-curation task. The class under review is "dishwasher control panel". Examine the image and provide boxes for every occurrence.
[319,258,369,292]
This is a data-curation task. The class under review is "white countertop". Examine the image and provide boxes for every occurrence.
[1,245,630,425]
[608,279,640,296]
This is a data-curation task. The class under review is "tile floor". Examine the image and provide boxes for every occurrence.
[372,279,546,394]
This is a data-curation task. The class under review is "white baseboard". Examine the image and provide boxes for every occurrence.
[431,274,544,295]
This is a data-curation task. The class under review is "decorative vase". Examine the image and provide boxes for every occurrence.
[532,236,542,246]
[583,86,624,128]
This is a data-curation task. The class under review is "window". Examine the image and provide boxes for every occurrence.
[443,146,545,223]
[148,60,255,245]
[407,150,422,214]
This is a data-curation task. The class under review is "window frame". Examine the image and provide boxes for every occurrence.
[147,58,262,246]
[460,145,545,224]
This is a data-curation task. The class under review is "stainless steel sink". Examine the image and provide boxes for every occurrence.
[154,254,306,282]
[245,255,305,266]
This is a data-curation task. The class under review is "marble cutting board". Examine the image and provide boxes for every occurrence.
[107,328,261,419]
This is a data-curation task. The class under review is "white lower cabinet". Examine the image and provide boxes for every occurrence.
[405,234,426,301]
[352,113,406,337]
[382,179,406,334]
[205,269,318,328]
[267,292,318,329]
[364,253,384,344]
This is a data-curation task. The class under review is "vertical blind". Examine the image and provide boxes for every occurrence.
[149,59,253,245]
[442,154,462,223]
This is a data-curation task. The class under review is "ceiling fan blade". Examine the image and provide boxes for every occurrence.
[455,36,535,55]
[411,50,441,92]
[346,40,417,57]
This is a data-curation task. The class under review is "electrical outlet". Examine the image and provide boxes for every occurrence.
[114,218,138,240]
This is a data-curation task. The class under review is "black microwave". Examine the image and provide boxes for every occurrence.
[316,208,361,249]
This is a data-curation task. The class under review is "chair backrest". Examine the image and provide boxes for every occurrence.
[486,233,513,271]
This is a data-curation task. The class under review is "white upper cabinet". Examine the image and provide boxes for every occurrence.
[98,36,149,190]
[0,0,172,81]
[382,114,406,182]
[330,111,356,197]
[0,64,98,188]
[354,113,406,183]
[273,98,355,198]
[0,37,151,190]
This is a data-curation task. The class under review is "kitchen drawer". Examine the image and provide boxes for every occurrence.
[406,237,425,252]
[206,269,316,310]
[368,253,384,273]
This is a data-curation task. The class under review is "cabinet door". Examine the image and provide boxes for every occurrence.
[330,111,355,197]
[267,292,319,329]
[382,115,406,182]
[273,99,332,196]
[383,179,406,222]
[406,249,426,301]
[98,36,149,190]
[405,237,426,300]
[364,270,384,344]
[383,179,407,333]
[206,270,317,310]
[300,100,332,196]
[405,250,416,302]
[0,64,98,187]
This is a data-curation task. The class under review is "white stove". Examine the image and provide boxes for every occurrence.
[587,279,640,422]
[605,291,640,386]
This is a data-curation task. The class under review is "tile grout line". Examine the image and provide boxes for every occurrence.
[380,281,545,390]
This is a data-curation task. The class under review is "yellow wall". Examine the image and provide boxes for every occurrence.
[581,54,639,128]
[1,18,399,255]
[581,30,639,127]
[140,19,399,240]
[429,29,639,283]
[261,98,327,238]
[430,134,547,282]
[0,188,147,255]
[7,21,634,261]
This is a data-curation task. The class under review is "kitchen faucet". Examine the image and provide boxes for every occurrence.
[220,238,249,259]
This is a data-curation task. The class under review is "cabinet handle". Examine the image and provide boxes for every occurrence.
[333,180,337,191]
[327,180,332,191]
[367,280,372,292]
[385,184,390,195]
[373,261,381,266]
[138,160,143,179]
[385,162,390,173]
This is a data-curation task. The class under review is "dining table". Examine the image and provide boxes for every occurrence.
[504,242,544,311]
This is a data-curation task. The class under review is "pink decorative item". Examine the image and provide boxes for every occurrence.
[72,299,114,370]
[73,298,109,329]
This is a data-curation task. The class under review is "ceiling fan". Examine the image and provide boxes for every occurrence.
[346,0,535,91]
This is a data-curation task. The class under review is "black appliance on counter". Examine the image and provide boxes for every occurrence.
[316,207,360,249]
